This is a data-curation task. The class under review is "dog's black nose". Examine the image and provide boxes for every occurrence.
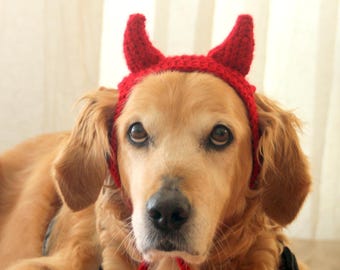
[146,189,191,232]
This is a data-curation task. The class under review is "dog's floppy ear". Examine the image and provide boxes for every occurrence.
[53,88,117,211]
[256,93,311,226]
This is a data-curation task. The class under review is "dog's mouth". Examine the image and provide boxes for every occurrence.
[142,229,189,252]
[154,238,182,252]
[143,249,206,265]
[141,233,206,264]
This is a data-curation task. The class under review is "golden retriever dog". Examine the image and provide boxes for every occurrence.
[0,14,310,270]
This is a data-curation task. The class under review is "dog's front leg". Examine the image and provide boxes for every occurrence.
[101,245,136,270]
[98,224,136,270]
[4,255,99,270]
[5,205,102,270]
[236,233,285,270]
[96,191,138,270]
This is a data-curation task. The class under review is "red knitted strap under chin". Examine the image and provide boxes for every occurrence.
[138,258,190,270]
[176,258,191,270]
[137,261,148,270]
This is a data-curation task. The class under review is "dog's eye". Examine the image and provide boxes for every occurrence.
[208,125,233,148]
[128,122,149,146]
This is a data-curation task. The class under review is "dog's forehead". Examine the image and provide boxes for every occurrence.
[121,71,248,123]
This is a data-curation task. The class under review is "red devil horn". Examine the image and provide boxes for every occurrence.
[208,15,254,76]
[123,14,165,73]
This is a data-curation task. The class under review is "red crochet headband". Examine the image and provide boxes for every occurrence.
[109,13,260,191]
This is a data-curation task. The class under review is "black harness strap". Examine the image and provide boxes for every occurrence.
[42,216,56,256]
[279,246,299,270]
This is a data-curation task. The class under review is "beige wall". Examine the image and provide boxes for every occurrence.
[0,0,103,152]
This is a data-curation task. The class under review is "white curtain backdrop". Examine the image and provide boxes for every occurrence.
[0,0,339,240]
[0,0,103,148]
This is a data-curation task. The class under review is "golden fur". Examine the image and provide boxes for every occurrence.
[0,72,311,270]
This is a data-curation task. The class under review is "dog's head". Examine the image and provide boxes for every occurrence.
[115,71,255,263]
[53,14,311,266]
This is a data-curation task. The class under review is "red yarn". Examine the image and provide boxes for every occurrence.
[137,261,149,270]
[176,258,192,270]
[123,14,165,73]
[137,259,191,270]
[208,15,254,76]
[108,13,261,270]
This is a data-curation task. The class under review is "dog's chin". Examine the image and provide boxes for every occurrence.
[143,249,207,265]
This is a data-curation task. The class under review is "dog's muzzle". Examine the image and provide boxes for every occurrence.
[144,188,191,252]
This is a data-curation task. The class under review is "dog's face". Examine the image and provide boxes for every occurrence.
[55,67,310,267]
[53,13,311,267]
[115,71,253,263]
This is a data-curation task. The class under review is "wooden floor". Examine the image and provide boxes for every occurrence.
[291,239,340,270]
